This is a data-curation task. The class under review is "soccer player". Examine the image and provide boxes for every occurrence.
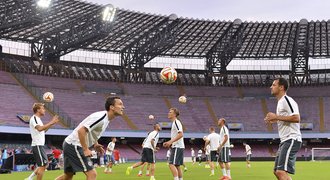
[55,96,124,180]
[243,142,252,168]
[197,148,203,165]
[138,135,151,176]
[126,123,161,180]
[218,118,231,180]
[25,103,60,180]
[191,148,196,165]
[104,137,116,174]
[204,127,221,176]
[264,78,302,180]
[163,108,185,180]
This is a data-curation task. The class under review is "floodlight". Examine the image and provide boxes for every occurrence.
[37,0,51,8]
[102,5,116,22]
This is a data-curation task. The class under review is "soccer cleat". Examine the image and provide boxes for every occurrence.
[137,174,142,177]
[146,174,150,176]
[150,176,156,180]
[184,167,188,172]
[126,166,133,175]
[219,176,230,180]
[209,173,215,176]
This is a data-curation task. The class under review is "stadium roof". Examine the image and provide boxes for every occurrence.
[0,0,330,59]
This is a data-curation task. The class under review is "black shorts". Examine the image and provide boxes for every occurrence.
[141,148,155,163]
[32,146,48,167]
[274,139,302,174]
[218,147,230,163]
[246,154,252,161]
[210,151,218,162]
[63,142,94,173]
[205,155,210,161]
[169,148,184,166]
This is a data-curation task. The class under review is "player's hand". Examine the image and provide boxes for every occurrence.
[51,115,60,124]
[264,112,277,123]
[94,144,105,155]
[83,149,92,157]
[163,141,171,148]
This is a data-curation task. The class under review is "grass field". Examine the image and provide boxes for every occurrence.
[3,161,330,180]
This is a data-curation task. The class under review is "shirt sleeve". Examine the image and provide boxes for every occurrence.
[83,113,106,132]
[30,116,39,128]
[174,120,183,132]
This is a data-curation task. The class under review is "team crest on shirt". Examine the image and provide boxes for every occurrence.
[88,159,93,166]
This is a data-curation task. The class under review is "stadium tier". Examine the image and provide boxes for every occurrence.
[0,70,329,133]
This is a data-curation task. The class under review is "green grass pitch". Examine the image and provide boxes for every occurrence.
[3,161,330,180]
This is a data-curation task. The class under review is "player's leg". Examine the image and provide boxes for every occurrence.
[138,162,146,176]
[83,169,97,180]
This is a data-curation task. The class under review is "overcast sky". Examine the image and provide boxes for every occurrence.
[91,0,330,22]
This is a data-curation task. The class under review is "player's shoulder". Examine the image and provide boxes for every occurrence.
[88,111,108,119]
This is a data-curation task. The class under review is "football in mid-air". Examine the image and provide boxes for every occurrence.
[43,92,54,102]
[178,96,187,104]
[148,115,155,120]
[160,67,177,84]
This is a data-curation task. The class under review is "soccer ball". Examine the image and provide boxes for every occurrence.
[43,92,54,102]
[160,67,177,84]
[178,96,187,104]
[148,115,155,120]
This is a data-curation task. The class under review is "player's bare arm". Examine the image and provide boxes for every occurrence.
[163,131,183,148]
[78,126,92,157]
[35,115,60,132]
[265,112,300,123]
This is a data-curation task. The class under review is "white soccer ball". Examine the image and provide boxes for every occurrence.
[148,115,155,120]
[43,92,54,102]
[160,67,177,84]
[178,96,187,104]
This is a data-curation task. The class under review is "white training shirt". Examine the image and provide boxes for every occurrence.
[29,115,45,146]
[197,149,203,157]
[276,95,302,143]
[106,142,115,155]
[171,119,185,148]
[219,125,230,147]
[143,130,159,150]
[205,145,210,155]
[65,111,109,147]
[206,132,221,151]
[245,144,252,155]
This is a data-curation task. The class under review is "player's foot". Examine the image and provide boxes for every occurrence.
[24,178,30,180]
[150,176,156,180]
[184,167,188,172]
[219,176,230,180]
[146,174,150,176]
[126,167,133,175]
[209,173,215,176]
[137,174,142,177]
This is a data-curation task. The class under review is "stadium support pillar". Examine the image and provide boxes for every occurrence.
[290,19,310,86]
[120,14,179,83]
[205,19,243,86]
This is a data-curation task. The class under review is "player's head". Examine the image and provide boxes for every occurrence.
[271,77,289,96]
[105,96,124,116]
[218,118,226,127]
[111,137,117,142]
[191,148,193,150]
[168,107,180,120]
[243,142,247,146]
[209,127,215,133]
[32,103,45,116]
[154,123,161,131]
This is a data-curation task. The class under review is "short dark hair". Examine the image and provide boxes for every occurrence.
[105,96,121,111]
[209,127,215,132]
[170,107,180,117]
[275,77,289,91]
